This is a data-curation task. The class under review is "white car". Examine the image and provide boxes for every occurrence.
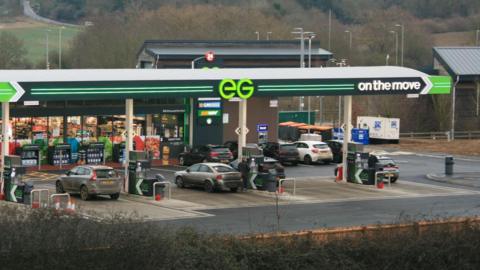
[294,141,333,165]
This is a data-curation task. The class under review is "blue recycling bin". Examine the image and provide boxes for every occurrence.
[352,128,370,145]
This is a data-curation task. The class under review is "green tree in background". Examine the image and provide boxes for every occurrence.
[0,32,31,69]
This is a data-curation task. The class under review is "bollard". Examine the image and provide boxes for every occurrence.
[445,156,454,176]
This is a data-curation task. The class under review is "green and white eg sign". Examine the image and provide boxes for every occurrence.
[0,82,24,102]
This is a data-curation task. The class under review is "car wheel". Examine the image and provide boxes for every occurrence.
[204,180,214,193]
[56,181,65,193]
[291,161,298,166]
[304,155,312,165]
[230,187,238,193]
[80,186,90,201]
[390,177,398,183]
[110,193,120,200]
[179,157,185,166]
[202,158,208,163]
[176,176,185,188]
[324,160,331,165]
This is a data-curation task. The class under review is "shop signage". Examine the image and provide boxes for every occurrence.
[256,124,268,132]
[198,101,221,109]
[0,82,24,102]
[0,68,452,102]
[198,110,220,117]
[218,79,255,100]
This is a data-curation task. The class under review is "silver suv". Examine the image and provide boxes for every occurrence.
[56,165,122,201]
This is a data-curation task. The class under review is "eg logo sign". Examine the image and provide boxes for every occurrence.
[218,79,255,100]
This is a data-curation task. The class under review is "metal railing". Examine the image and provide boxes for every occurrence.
[400,131,480,140]
[50,193,70,210]
[374,172,392,188]
[31,189,50,208]
[153,181,171,200]
[278,178,296,196]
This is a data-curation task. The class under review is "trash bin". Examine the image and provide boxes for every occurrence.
[139,178,158,196]
[265,169,278,193]
[445,156,454,175]
[23,182,34,205]
[254,172,269,189]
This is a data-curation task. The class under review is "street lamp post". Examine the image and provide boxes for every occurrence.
[45,29,51,69]
[306,32,316,130]
[344,30,352,50]
[266,32,272,40]
[476,29,479,46]
[292,28,306,111]
[58,26,65,69]
[395,24,405,66]
[390,30,399,66]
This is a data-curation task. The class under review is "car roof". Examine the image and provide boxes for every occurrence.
[295,141,327,144]
[78,165,113,170]
[200,162,231,166]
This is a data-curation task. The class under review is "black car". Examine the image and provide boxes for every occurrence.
[326,140,343,163]
[179,145,233,166]
[224,141,263,159]
[262,142,299,165]
[230,157,286,179]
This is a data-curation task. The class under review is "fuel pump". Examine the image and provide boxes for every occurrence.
[128,151,156,196]
[3,155,29,203]
[346,143,370,184]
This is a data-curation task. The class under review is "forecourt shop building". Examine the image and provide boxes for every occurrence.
[0,66,451,185]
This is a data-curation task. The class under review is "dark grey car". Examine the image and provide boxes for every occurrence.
[56,165,122,201]
[174,163,242,193]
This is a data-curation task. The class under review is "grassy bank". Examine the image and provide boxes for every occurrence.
[1,204,480,269]
[0,17,82,64]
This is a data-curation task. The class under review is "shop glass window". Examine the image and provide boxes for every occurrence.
[134,115,146,136]
[32,117,48,143]
[152,114,184,140]
[112,115,125,144]
[48,117,64,145]
[13,117,32,141]
[67,116,81,140]
[84,116,98,143]
[97,116,113,139]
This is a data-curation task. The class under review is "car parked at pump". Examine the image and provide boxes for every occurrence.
[325,140,344,163]
[294,141,333,165]
[374,156,400,183]
[224,141,263,159]
[262,142,299,165]
[174,163,242,192]
[178,145,233,166]
[56,165,122,201]
[230,157,286,179]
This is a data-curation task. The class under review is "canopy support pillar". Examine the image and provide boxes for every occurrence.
[1,102,9,197]
[124,99,133,193]
[238,99,247,160]
[342,96,352,182]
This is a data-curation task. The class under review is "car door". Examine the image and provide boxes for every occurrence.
[197,164,213,185]
[184,164,200,184]
[62,167,79,192]
[295,142,307,160]
[73,167,89,191]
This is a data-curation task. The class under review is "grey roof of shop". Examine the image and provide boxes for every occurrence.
[433,47,480,78]
[146,47,332,56]
[138,40,332,58]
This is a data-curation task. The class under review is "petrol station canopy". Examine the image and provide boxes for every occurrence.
[0,66,451,103]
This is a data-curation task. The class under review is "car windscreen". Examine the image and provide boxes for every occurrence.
[213,165,235,173]
[378,159,395,166]
[313,144,330,149]
[211,147,230,153]
[95,169,116,178]
[280,144,296,150]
